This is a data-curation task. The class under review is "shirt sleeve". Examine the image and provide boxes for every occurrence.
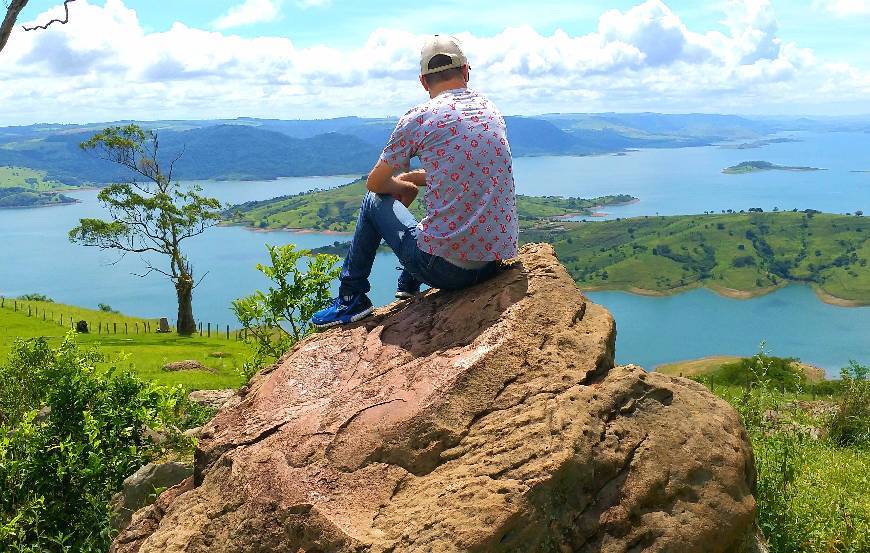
[379,110,418,172]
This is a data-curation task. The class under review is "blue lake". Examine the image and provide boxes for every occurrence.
[1,133,868,376]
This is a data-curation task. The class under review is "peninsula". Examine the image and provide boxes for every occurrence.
[719,137,801,150]
[722,161,823,174]
[0,187,77,208]
[522,211,869,305]
[223,178,637,233]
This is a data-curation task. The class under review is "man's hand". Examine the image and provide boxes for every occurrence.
[397,170,427,187]
[392,179,419,207]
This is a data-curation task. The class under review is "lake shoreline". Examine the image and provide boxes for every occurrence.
[582,280,864,307]
[813,286,868,307]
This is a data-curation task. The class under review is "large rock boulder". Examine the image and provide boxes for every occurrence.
[112,244,757,553]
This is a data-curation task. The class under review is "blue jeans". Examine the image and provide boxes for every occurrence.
[339,192,498,297]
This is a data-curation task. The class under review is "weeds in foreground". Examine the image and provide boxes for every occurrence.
[702,348,869,553]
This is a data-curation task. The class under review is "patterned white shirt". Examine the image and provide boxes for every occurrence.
[380,88,519,262]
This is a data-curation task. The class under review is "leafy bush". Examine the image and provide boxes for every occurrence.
[16,293,54,303]
[702,354,806,391]
[828,361,869,447]
[232,244,340,378]
[97,303,117,313]
[0,335,197,552]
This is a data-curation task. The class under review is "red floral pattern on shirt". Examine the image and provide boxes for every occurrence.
[380,88,518,262]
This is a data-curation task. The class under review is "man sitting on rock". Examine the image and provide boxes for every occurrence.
[312,35,519,328]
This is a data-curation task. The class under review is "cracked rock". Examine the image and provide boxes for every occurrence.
[112,243,757,553]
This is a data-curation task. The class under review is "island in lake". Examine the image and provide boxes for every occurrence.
[722,161,823,174]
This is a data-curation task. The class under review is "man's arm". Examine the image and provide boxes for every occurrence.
[366,160,424,207]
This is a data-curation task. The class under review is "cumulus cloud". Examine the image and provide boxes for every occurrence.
[0,0,868,124]
[815,0,870,16]
[212,0,283,30]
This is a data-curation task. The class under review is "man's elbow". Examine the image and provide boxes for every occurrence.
[366,170,388,193]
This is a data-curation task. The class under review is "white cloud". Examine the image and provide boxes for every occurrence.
[815,0,870,16]
[297,0,332,7]
[0,0,868,125]
[212,0,283,30]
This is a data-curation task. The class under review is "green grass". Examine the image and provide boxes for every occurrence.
[0,166,68,191]
[692,353,870,552]
[0,299,251,389]
[521,212,870,303]
[223,178,636,232]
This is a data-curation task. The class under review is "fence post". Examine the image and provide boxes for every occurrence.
[14,300,17,311]
[199,322,202,336]
[125,323,128,335]
[207,322,211,337]
[28,306,31,317]
[226,325,229,340]
[113,322,117,334]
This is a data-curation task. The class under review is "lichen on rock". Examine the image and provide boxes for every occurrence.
[112,243,757,553]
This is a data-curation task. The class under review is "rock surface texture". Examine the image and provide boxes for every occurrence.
[112,244,757,553]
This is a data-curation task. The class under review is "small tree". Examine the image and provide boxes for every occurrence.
[69,125,221,335]
[232,244,339,370]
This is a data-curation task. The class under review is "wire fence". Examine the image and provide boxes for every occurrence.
[0,297,250,341]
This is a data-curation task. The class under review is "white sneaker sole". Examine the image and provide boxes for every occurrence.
[313,306,374,329]
[395,292,417,299]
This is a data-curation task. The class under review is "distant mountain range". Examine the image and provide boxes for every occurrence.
[0,113,865,184]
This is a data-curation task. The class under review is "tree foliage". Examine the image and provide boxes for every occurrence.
[69,125,222,335]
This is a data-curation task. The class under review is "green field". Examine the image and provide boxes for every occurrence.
[0,166,68,191]
[522,211,870,304]
[0,299,251,389]
[224,178,636,232]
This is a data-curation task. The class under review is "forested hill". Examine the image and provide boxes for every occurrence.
[0,112,816,185]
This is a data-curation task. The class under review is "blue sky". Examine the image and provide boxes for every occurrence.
[2,0,869,124]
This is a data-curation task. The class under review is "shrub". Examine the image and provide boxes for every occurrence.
[232,244,340,379]
[16,293,53,303]
[828,361,870,447]
[0,335,197,552]
[704,354,806,391]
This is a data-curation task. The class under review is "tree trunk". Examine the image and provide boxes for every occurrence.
[175,275,196,336]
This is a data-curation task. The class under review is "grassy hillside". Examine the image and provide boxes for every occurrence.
[522,211,870,303]
[0,166,69,190]
[0,299,250,389]
[224,178,636,232]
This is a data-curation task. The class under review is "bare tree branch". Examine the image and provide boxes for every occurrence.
[21,0,76,31]
[1,0,29,54]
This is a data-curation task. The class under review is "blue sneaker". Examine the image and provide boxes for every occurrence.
[396,268,421,299]
[311,293,374,329]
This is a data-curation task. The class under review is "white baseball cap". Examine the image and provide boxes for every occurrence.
[420,35,468,76]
